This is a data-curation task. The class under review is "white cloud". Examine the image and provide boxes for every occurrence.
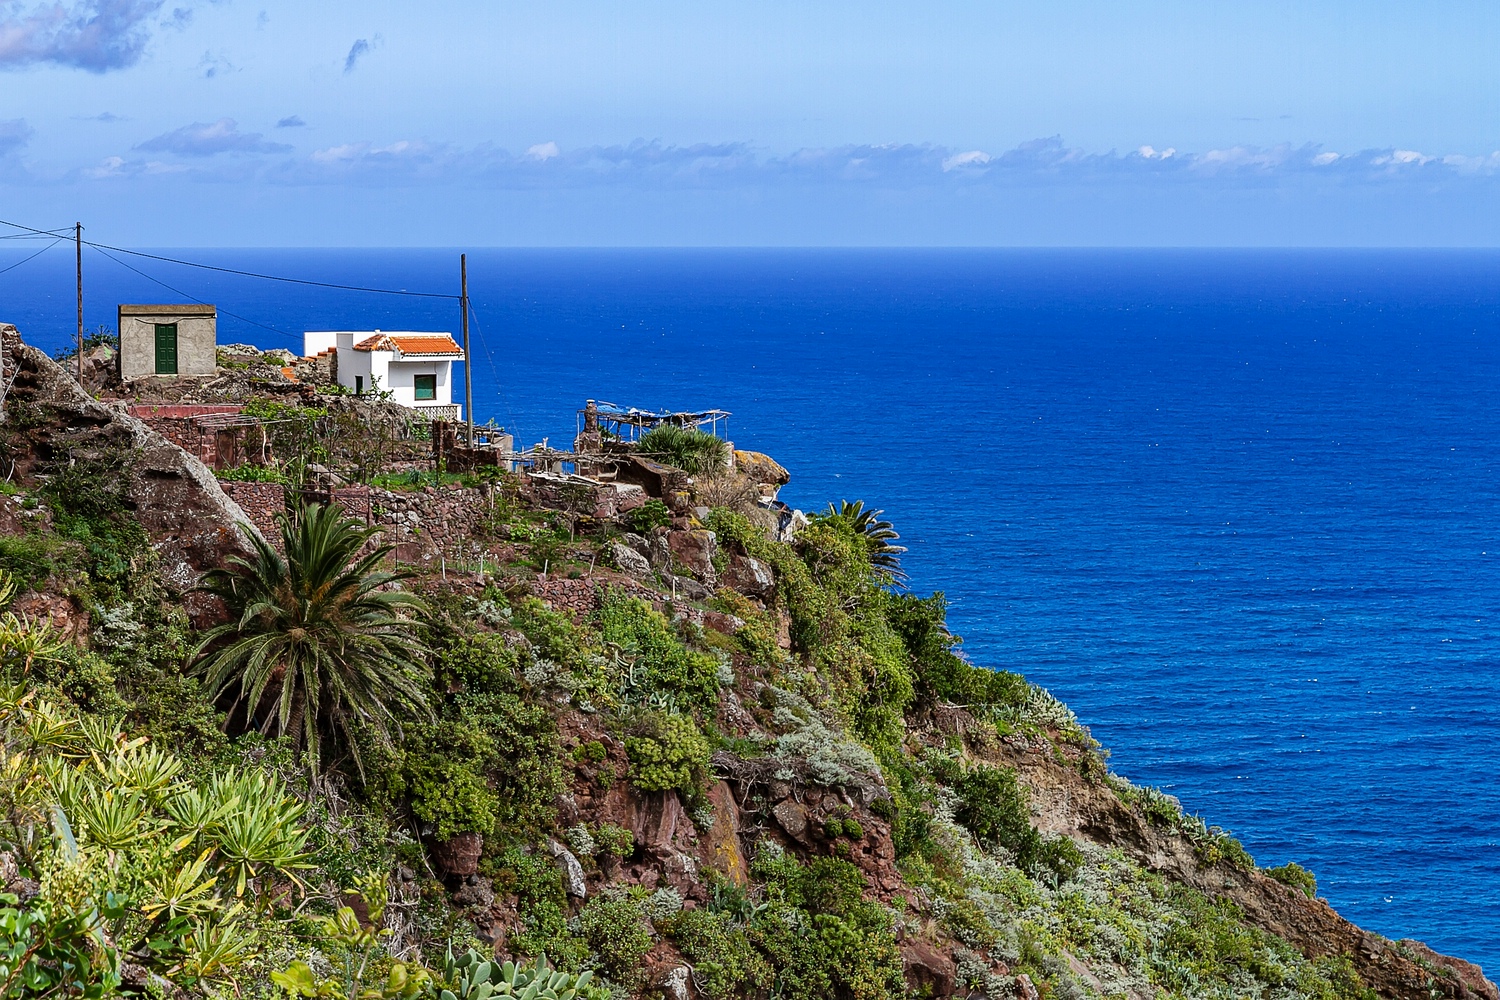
[137,118,291,156]
[1374,149,1433,166]
[57,131,1500,193]
[941,149,990,171]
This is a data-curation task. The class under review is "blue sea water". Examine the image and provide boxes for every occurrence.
[3,246,1499,969]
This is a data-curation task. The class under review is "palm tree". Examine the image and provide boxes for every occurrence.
[190,501,430,775]
[821,500,908,581]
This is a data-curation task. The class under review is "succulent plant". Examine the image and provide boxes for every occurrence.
[427,948,594,1000]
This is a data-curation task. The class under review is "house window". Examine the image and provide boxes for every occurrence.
[413,374,436,401]
[355,375,364,395]
[154,323,178,375]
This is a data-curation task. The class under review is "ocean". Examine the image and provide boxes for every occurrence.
[3,246,1498,967]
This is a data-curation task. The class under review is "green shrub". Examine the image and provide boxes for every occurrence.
[438,631,524,692]
[458,690,564,835]
[663,907,772,998]
[0,533,78,590]
[495,846,586,965]
[704,507,761,552]
[593,823,635,859]
[748,849,905,1000]
[400,720,499,840]
[577,890,653,986]
[885,592,1030,717]
[628,498,673,534]
[953,764,1036,856]
[41,456,150,601]
[573,739,607,763]
[1266,861,1318,898]
[598,590,721,711]
[625,712,711,794]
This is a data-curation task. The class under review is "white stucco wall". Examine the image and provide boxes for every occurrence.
[304,331,338,356]
[309,331,458,415]
[383,360,453,408]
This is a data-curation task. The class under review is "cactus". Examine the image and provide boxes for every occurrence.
[428,947,595,1000]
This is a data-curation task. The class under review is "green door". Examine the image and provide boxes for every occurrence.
[154,323,178,375]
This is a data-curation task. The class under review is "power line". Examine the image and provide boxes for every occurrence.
[80,239,460,300]
[0,238,65,277]
[90,244,297,343]
[466,302,523,443]
[0,218,72,239]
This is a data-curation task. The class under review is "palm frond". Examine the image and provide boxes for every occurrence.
[190,501,431,775]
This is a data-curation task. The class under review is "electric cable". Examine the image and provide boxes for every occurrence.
[0,238,65,277]
[80,240,460,300]
[0,218,72,239]
[91,242,298,344]
[465,302,524,444]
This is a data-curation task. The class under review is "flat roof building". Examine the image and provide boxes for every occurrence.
[118,304,217,380]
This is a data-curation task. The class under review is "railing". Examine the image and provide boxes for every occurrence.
[412,403,461,420]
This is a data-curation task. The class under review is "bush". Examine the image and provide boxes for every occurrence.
[577,890,654,986]
[598,590,721,712]
[748,849,906,1000]
[495,846,585,964]
[399,718,498,840]
[664,907,772,998]
[953,763,1059,875]
[628,498,673,534]
[705,506,761,552]
[886,592,1030,717]
[1266,861,1318,898]
[458,690,564,835]
[625,712,710,794]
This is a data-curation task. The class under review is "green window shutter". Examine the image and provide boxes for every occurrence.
[413,374,436,400]
[154,324,178,375]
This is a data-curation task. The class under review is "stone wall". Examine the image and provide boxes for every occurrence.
[533,575,663,617]
[127,404,252,469]
[219,481,285,542]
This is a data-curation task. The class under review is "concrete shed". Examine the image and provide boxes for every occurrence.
[118,304,217,379]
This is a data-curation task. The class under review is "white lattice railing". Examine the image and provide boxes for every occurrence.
[412,403,461,420]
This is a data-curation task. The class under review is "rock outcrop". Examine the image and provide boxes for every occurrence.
[0,325,261,604]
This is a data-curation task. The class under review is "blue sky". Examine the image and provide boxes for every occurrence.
[4,1,1500,245]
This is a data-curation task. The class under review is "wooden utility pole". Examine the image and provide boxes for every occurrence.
[74,223,83,381]
[460,253,473,445]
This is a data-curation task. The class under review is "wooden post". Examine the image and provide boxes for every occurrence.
[460,253,473,446]
[74,223,83,382]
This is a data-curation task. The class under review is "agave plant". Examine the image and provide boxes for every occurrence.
[637,424,730,476]
[428,948,595,1000]
[820,500,908,581]
[190,501,431,775]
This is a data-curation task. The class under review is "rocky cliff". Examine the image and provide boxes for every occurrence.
[0,322,1490,1000]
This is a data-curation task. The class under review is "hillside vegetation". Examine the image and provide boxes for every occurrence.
[0,327,1491,1000]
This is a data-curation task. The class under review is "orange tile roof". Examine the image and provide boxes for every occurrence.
[351,333,462,355]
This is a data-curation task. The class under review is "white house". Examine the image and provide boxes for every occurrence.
[304,330,464,419]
